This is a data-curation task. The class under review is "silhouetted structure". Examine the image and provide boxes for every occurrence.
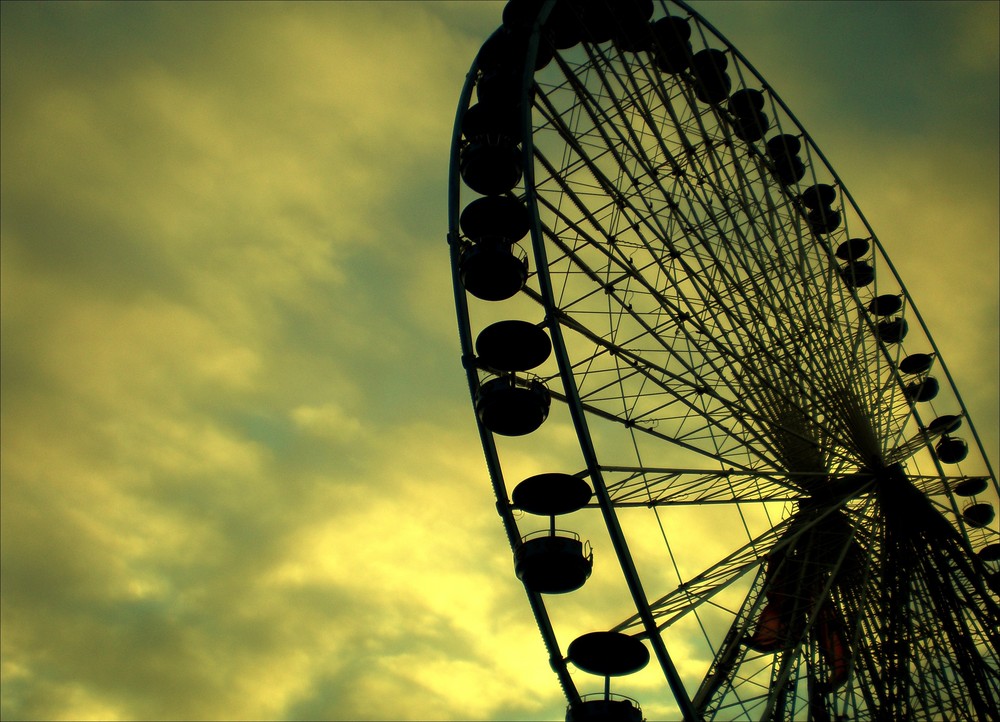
[448,1,1000,720]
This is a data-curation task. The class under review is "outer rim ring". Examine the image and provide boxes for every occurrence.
[448,1,999,718]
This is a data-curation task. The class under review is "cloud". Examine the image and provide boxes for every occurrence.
[952,0,1000,74]
[1,3,511,720]
[291,403,363,441]
[0,3,572,719]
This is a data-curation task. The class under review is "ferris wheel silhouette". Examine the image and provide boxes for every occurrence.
[447,2,1000,719]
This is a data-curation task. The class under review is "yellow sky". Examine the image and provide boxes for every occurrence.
[1,2,997,720]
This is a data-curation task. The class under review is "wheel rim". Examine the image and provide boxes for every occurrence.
[448,2,1000,719]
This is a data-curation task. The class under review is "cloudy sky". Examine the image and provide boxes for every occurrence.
[1,2,997,721]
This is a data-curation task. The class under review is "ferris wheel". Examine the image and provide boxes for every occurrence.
[446,1,1000,720]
